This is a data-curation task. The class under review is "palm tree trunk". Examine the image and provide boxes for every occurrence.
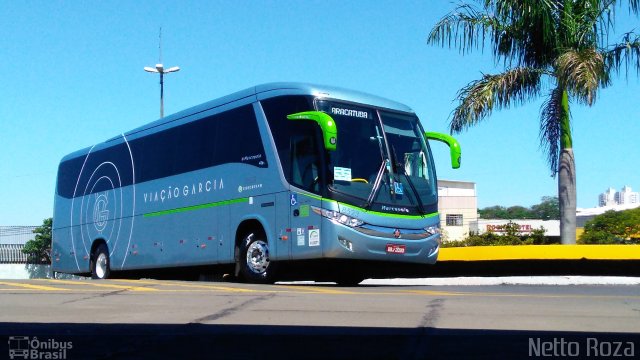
[558,90,576,244]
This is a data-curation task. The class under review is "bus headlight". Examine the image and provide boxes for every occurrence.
[424,225,440,236]
[312,207,364,228]
[338,237,354,251]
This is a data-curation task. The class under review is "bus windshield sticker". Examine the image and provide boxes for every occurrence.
[334,167,352,182]
[394,182,404,195]
[296,228,305,246]
[308,229,320,246]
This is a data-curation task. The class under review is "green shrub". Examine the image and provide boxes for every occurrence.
[22,218,52,264]
[579,208,640,244]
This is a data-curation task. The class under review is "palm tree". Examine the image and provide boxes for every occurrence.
[428,0,639,244]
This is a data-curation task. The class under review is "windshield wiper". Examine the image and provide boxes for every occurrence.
[391,145,426,215]
[401,172,426,215]
[363,159,387,210]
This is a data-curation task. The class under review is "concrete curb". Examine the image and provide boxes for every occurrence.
[361,276,640,286]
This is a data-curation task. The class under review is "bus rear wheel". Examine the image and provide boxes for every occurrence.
[239,232,275,284]
[91,243,111,279]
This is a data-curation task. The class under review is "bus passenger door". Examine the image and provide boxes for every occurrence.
[289,191,323,259]
[288,130,324,259]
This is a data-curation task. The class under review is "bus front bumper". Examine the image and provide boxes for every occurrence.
[321,219,440,265]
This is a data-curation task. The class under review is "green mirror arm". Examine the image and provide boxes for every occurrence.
[424,132,461,169]
[287,111,338,151]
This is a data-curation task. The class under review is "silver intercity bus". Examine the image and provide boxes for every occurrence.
[52,83,461,284]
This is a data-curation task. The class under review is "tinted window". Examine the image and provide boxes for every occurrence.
[214,107,267,167]
[260,95,315,187]
[56,142,135,200]
[57,105,266,198]
[290,125,322,193]
[131,104,266,183]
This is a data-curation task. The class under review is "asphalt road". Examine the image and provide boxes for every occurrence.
[1,279,639,359]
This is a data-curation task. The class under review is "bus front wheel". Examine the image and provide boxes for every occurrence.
[91,243,111,279]
[239,232,275,284]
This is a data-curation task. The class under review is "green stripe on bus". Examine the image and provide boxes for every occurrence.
[143,198,249,218]
[297,193,438,220]
[337,201,438,220]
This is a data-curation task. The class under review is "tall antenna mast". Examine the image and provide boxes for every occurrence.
[144,27,180,118]
[159,27,162,64]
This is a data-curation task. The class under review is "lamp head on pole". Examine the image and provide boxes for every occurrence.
[164,66,180,73]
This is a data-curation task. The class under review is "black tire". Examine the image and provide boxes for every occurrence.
[91,243,111,279]
[238,232,275,284]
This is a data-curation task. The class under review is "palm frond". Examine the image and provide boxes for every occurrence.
[450,67,545,133]
[539,87,565,176]
[427,3,502,54]
[556,48,610,105]
[561,0,610,48]
[605,31,640,79]
[490,0,562,68]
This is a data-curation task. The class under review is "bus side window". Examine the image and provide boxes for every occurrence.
[260,95,316,189]
[291,133,320,193]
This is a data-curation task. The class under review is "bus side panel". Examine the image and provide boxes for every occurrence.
[128,208,217,269]
[231,193,277,260]
[289,191,324,259]
[272,191,291,261]
[53,138,137,274]
[217,200,231,263]
[124,173,224,270]
[52,194,84,274]
[53,97,291,274]
[121,162,283,270]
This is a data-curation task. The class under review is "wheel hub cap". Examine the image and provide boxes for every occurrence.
[96,253,107,278]
[246,240,269,274]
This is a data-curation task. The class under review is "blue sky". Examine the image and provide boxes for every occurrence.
[1,1,639,225]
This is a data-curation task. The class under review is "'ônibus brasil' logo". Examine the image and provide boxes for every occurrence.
[93,192,109,232]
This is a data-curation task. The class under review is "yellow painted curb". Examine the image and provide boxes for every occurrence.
[438,245,640,261]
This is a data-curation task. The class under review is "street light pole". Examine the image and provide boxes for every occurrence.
[144,28,179,118]
[144,63,180,118]
[160,71,164,118]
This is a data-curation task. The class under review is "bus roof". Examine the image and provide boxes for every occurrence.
[60,82,415,162]
[132,82,413,135]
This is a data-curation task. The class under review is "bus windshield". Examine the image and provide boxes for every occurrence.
[316,100,438,215]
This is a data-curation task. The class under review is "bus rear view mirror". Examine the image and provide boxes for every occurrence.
[424,132,461,169]
[287,111,338,151]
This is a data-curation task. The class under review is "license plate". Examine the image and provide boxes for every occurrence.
[386,244,406,254]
